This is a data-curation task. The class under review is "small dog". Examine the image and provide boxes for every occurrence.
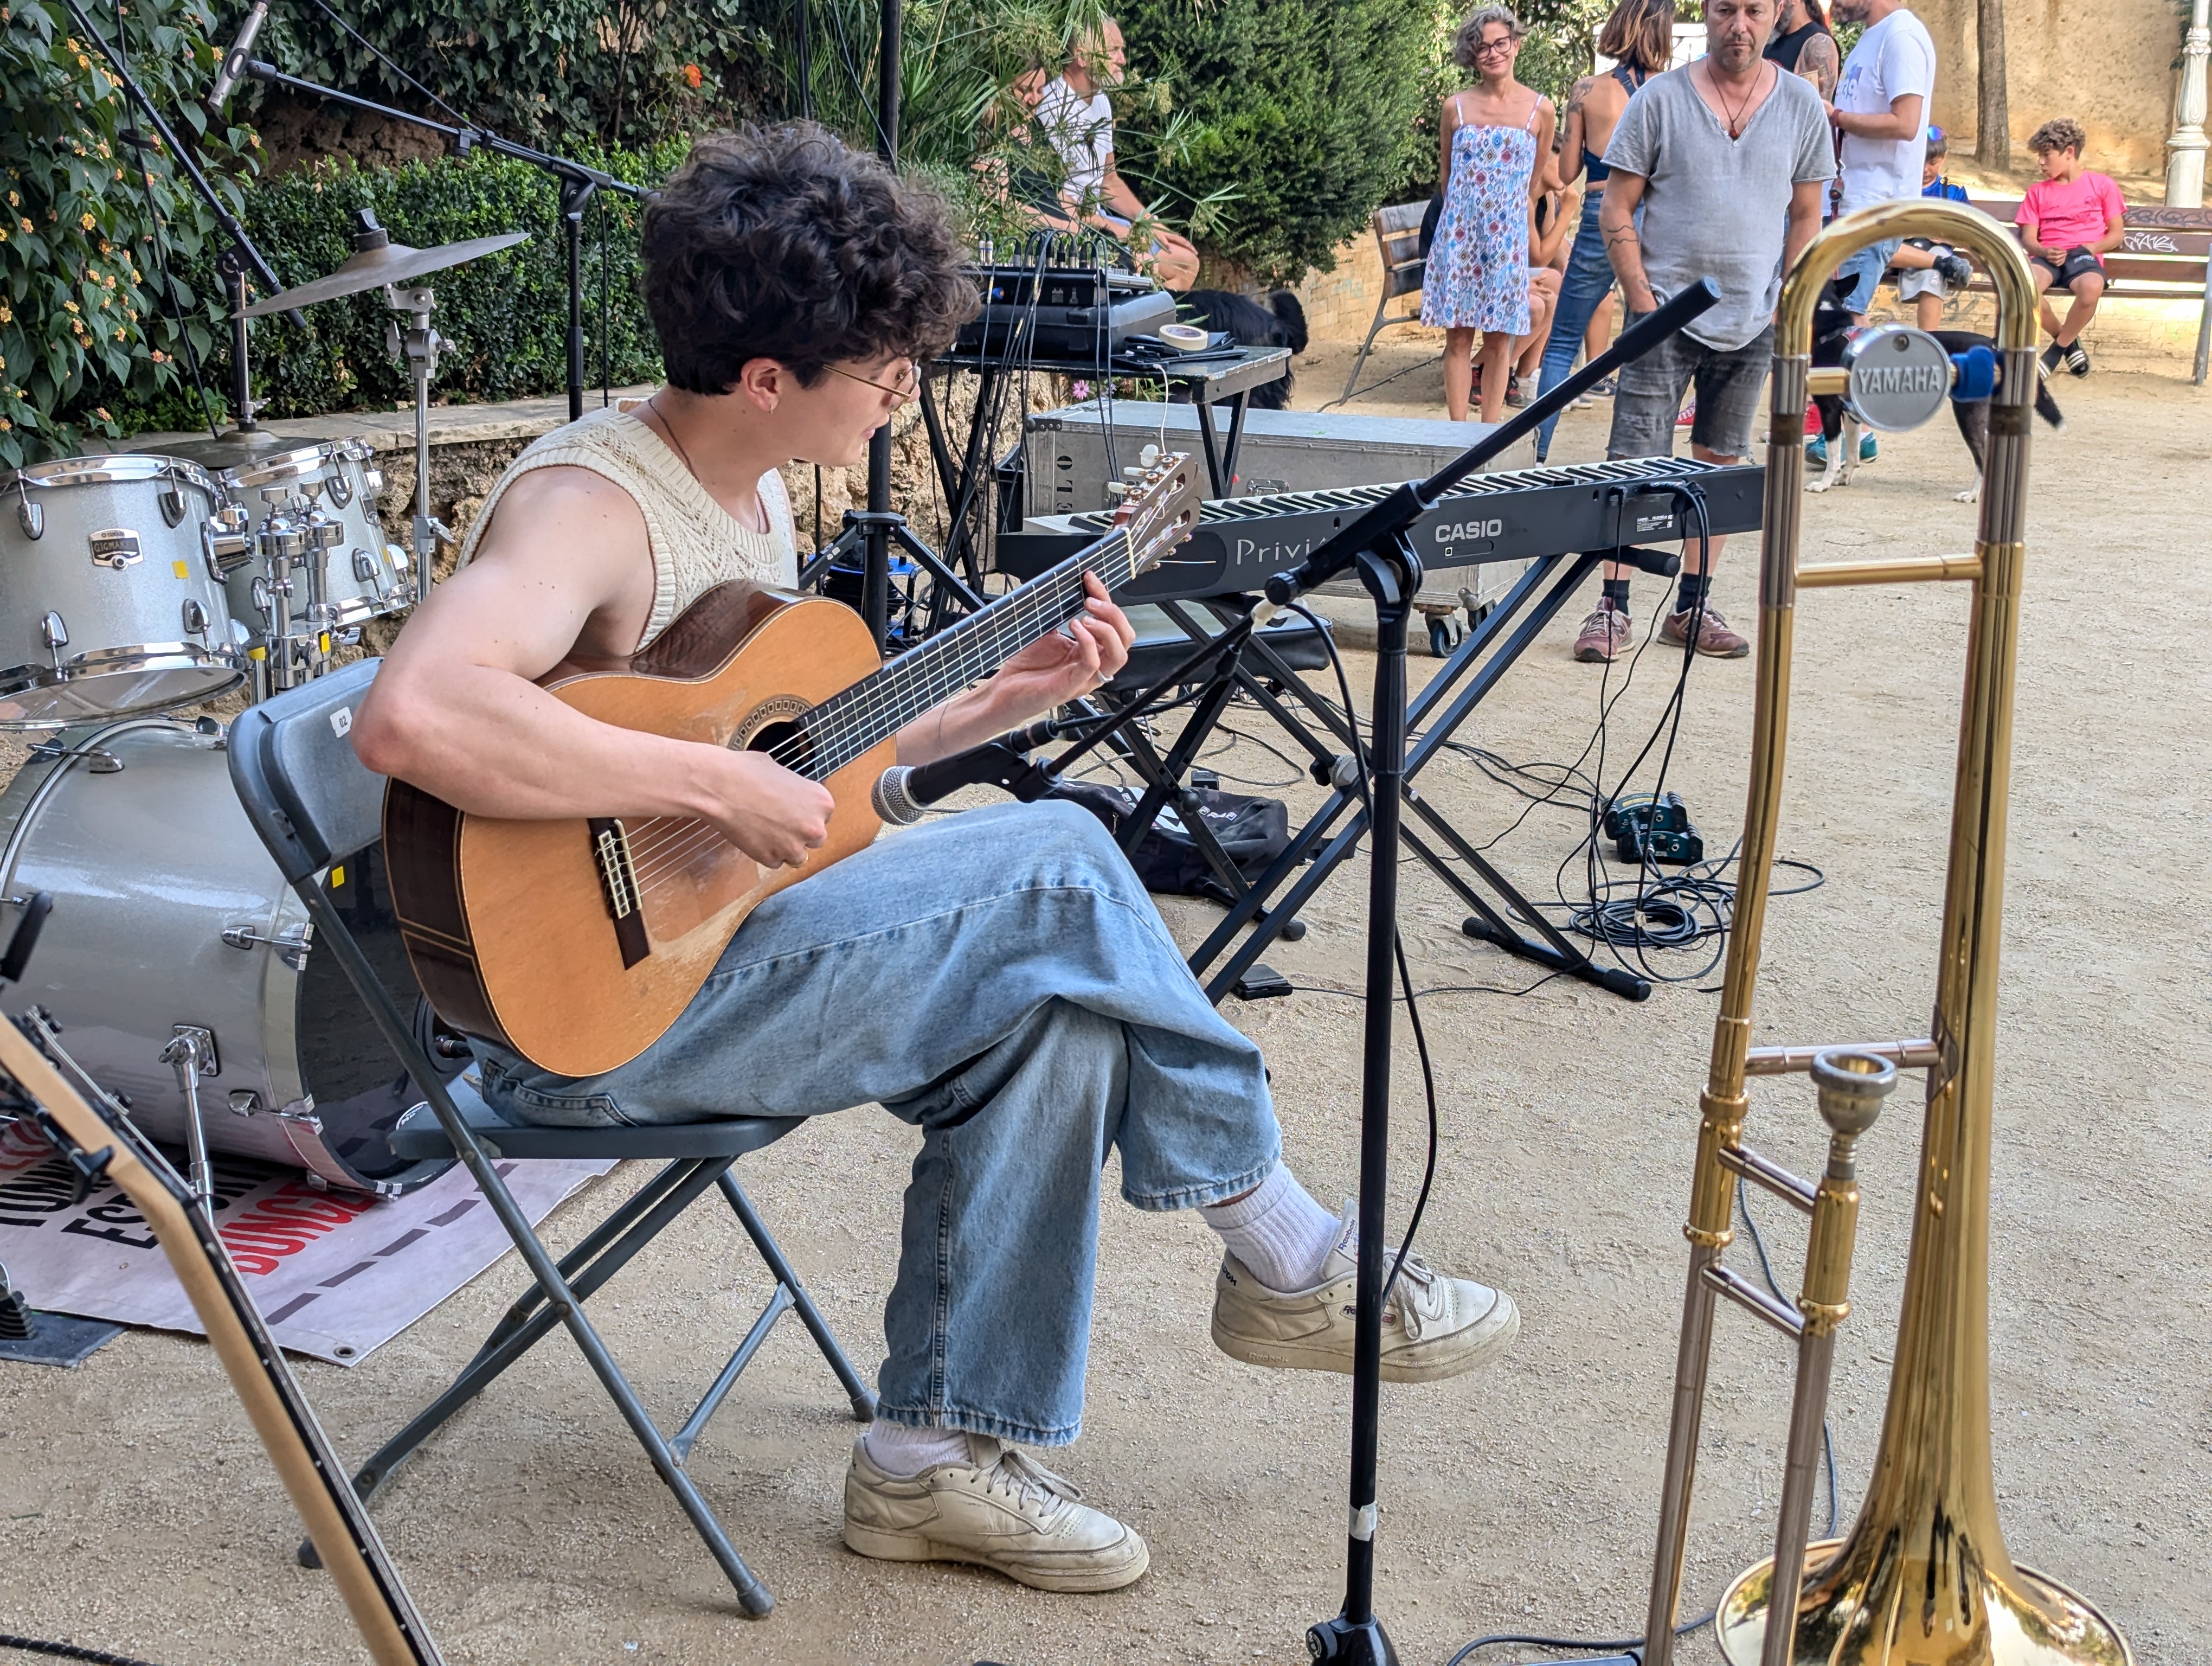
[1176,289,1308,409]
[1808,280,2064,503]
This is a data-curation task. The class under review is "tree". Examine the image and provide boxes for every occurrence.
[1975,0,2009,169]
[1114,0,1447,285]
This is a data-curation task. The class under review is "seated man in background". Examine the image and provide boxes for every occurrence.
[353,122,1517,1598]
[1035,16,1203,290]
[2015,116,2125,377]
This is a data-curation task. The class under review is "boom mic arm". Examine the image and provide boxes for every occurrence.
[204,0,271,118]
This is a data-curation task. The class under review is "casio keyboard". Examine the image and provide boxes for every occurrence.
[994,455,1764,602]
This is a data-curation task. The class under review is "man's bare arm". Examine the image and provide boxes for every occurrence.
[1829,91,1923,142]
[1600,170,1655,311]
[1796,31,1839,100]
[1783,176,1825,286]
[1556,76,1592,188]
[352,467,837,869]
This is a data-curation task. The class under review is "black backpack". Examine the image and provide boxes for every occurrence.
[1049,781,1291,898]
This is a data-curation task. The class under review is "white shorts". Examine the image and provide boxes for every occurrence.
[1896,268,1950,301]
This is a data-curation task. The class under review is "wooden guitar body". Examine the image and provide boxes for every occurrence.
[387,584,893,1080]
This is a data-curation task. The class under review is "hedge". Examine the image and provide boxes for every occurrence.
[172,143,685,427]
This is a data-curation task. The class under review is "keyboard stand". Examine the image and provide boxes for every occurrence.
[1185,543,1682,1007]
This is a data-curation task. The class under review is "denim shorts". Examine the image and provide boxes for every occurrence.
[1606,319,1774,462]
[1835,238,1904,315]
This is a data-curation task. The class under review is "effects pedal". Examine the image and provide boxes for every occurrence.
[1604,791,1703,866]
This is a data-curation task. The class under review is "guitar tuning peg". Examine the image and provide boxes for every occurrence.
[1104,480,1133,497]
[1140,444,1160,467]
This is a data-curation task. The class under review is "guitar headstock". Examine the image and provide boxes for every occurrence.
[1102,448,1202,579]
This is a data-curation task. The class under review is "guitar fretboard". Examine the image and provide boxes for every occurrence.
[793,528,1140,779]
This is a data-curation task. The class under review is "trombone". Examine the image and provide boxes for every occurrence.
[1639,201,2131,1666]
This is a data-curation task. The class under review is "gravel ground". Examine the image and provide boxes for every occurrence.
[1,347,2205,1666]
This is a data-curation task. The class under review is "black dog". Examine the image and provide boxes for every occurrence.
[1808,278,2063,503]
[1176,289,1308,409]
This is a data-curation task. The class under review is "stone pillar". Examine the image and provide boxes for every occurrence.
[2171,0,2211,207]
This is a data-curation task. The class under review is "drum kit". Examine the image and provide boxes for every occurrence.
[0,217,526,1204]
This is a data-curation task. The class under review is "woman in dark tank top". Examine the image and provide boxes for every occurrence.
[1531,0,1673,459]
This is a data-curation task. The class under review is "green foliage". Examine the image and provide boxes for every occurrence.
[244,0,759,149]
[1114,0,1446,284]
[171,143,686,424]
[0,0,256,467]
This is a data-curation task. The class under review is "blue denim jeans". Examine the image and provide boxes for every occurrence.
[473,799,1281,1447]
[1535,200,1631,459]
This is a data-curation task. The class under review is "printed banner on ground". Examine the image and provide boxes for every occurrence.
[0,1120,610,1364]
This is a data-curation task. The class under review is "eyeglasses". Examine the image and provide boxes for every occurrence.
[1474,34,1517,56]
[827,360,921,403]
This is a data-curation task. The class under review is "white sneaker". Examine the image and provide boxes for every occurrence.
[1210,1204,1519,1382]
[843,1433,1150,1593]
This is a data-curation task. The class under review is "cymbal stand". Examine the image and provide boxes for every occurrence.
[384,284,449,584]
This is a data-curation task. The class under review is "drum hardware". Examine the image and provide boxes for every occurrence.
[221,919,313,968]
[1638,202,2127,1666]
[14,488,41,541]
[159,1024,220,1223]
[39,612,66,653]
[384,281,447,574]
[24,741,121,773]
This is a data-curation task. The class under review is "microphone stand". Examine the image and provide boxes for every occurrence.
[59,0,301,446]
[240,61,646,422]
[1272,280,1724,1666]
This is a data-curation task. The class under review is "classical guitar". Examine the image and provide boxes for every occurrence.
[385,452,1201,1079]
[0,905,443,1666]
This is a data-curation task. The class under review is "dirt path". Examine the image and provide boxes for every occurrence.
[2,350,2206,1666]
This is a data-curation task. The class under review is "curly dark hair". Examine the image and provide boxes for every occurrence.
[2028,117,2087,157]
[640,124,976,393]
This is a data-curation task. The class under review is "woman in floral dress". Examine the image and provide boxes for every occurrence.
[1423,6,1555,424]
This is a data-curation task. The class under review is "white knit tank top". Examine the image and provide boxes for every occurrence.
[458,399,799,651]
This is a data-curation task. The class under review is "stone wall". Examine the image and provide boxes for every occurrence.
[1913,0,2184,178]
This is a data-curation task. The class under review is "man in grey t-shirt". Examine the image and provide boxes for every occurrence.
[1570,0,1832,664]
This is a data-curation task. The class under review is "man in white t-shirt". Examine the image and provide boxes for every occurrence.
[1033,18,1201,290]
[1824,0,1936,320]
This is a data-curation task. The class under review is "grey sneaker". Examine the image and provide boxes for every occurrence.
[843,1434,1149,1592]
[1211,1205,1520,1383]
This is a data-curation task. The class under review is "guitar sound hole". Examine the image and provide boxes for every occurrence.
[747,718,814,775]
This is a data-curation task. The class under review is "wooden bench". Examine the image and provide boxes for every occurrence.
[1946,197,2212,384]
[1327,201,1439,409]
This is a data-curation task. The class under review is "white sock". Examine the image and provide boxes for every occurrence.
[863,1419,972,1478]
[1201,1163,1342,1293]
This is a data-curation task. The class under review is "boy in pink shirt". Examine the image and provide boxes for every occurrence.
[2015,117,2126,376]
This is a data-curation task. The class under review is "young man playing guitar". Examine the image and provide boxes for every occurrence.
[354,124,1518,1594]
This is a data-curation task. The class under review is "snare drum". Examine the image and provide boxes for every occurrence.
[0,455,248,727]
[221,441,412,659]
[0,718,456,1194]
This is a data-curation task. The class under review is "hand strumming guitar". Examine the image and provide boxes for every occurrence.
[699,749,837,870]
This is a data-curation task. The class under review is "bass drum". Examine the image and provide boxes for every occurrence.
[0,718,457,1194]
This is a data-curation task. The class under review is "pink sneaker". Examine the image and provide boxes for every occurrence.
[1675,396,1696,430]
[1661,603,1750,658]
[1573,598,1632,663]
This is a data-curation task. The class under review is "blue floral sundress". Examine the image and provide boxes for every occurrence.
[1420,98,1541,334]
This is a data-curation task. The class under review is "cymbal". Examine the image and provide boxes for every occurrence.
[241,217,528,317]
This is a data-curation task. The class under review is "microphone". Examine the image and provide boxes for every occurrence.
[871,738,1054,826]
[204,0,272,119]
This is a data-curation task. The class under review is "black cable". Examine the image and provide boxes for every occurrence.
[305,0,473,128]
[0,1636,168,1666]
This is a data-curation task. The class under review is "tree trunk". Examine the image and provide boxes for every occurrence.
[1975,0,2010,169]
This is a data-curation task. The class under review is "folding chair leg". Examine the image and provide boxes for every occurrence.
[717,1172,877,1421]
[325,1158,735,1512]
[670,1284,795,1465]
[1334,289,1393,409]
[476,1157,702,1353]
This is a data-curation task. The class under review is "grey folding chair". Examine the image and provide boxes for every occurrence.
[226,659,874,1618]
[1324,200,1442,410]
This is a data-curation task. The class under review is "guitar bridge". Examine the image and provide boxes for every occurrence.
[588,817,651,969]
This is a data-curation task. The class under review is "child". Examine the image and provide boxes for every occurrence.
[2015,116,2126,376]
[1893,125,1975,330]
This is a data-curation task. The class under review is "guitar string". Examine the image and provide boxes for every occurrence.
[622,520,1160,895]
